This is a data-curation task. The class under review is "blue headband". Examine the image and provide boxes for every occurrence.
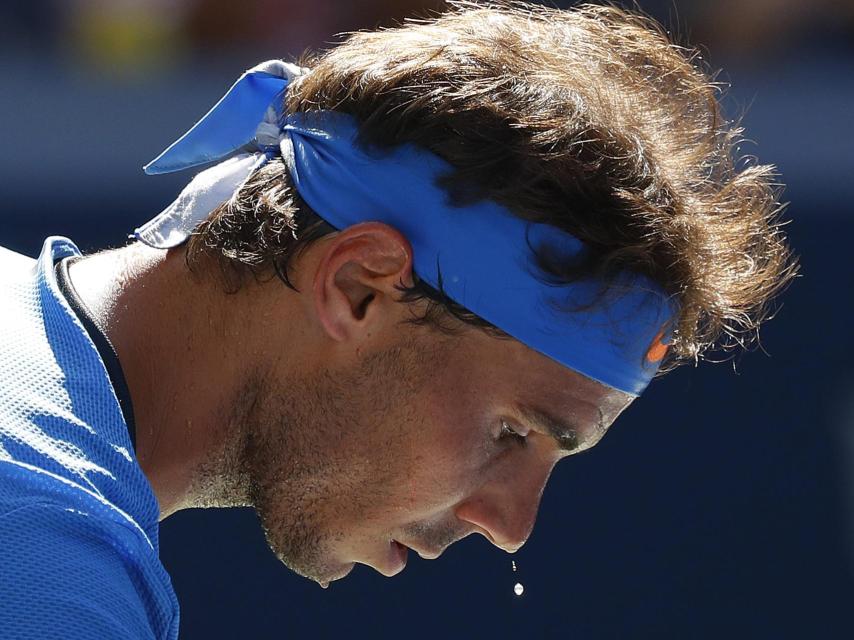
[137,60,676,395]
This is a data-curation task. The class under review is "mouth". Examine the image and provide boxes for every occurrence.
[399,539,445,561]
[382,540,408,576]
[322,541,409,585]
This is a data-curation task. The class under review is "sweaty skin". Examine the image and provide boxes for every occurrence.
[68,222,633,587]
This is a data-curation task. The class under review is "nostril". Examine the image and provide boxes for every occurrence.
[455,501,530,551]
[469,523,497,546]
[505,538,526,554]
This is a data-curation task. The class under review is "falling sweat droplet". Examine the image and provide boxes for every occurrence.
[511,560,523,596]
[510,560,525,596]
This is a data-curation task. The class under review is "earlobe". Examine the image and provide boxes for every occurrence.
[311,222,414,343]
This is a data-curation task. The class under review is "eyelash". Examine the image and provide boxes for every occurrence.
[499,420,528,447]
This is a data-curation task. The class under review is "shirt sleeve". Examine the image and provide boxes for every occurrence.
[0,501,166,640]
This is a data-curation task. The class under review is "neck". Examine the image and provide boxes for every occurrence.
[68,243,256,519]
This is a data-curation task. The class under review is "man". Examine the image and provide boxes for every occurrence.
[0,2,795,638]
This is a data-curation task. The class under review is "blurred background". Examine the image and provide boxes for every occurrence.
[2,0,852,638]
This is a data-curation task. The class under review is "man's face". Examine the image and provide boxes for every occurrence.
[237,320,633,588]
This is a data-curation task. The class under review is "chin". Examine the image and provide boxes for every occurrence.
[267,535,355,586]
[320,561,357,586]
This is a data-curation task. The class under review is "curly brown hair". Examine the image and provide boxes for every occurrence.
[185,0,797,372]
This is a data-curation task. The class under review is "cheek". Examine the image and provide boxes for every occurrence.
[399,382,496,508]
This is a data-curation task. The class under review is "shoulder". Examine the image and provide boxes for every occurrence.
[0,463,179,640]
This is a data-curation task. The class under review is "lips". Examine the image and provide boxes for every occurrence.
[382,540,408,576]
[401,541,445,560]
[415,547,443,560]
[369,535,456,578]
[359,537,451,579]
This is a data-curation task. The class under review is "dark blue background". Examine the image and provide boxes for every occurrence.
[2,1,852,637]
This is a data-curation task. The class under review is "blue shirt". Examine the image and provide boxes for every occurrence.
[0,237,179,639]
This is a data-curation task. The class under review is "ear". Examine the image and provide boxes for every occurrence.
[312,222,415,342]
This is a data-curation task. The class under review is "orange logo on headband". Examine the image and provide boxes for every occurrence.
[645,326,670,363]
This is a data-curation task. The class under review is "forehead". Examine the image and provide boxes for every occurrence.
[439,326,634,428]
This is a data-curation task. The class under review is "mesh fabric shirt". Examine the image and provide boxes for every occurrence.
[0,237,179,639]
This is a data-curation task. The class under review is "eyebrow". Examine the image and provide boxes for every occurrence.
[519,404,606,453]
[517,404,599,453]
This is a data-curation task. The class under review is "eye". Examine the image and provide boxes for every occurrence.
[499,420,528,447]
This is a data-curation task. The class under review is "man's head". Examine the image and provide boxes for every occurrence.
[147,1,796,585]
[197,221,634,586]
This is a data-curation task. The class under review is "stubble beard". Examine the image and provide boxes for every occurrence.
[237,334,442,584]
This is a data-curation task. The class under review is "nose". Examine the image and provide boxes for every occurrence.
[453,453,556,553]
